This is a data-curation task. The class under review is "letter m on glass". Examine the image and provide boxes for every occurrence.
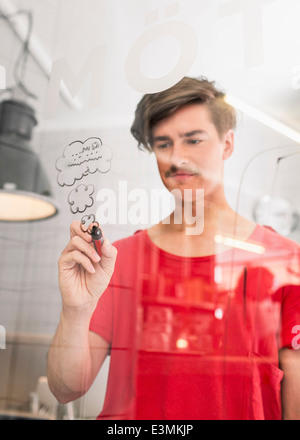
[45,44,106,119]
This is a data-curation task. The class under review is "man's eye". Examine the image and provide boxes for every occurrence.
[187,139,202,145]
[156,143,170,149]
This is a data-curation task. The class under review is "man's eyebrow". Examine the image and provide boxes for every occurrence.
[152,130,207,143]
[181,130,208,137]
[152,135,171,143]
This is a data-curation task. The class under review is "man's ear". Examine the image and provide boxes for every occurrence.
[222,129,234,160]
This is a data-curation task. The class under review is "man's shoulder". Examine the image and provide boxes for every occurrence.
[255,224,300,255]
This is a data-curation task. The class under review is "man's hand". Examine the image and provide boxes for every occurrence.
[47,221,116,403]
[58,220,118,312]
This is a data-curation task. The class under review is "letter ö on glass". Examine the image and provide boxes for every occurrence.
[45,4,196,117]
[125,20,198,94]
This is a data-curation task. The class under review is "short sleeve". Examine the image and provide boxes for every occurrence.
[280,284,300,349]
[89,286,114,345]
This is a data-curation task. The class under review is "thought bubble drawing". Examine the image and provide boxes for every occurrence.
[56,137,113,187]
[81,213,96,226]
[68,184,95,214]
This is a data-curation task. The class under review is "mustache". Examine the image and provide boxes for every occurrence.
[165,165,200,178]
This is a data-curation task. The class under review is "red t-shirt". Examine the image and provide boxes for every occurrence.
[89,224,300,420]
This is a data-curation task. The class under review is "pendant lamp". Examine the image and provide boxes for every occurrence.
[0,99,58,222]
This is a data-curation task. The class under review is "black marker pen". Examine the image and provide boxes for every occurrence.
[90,225,104,257]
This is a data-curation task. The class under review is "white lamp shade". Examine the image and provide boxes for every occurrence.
[0,190,58,222]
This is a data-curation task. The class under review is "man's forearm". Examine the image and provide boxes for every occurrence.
[280,348,300,420]
[47,306,95,404]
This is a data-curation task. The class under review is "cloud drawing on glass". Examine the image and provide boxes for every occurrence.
[68,184,95,214]
[56,137,113,187]
[81,213,96,227]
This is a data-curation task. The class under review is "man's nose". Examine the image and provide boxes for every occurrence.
[169,142,189,167]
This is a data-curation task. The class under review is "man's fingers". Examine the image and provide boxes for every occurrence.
[64,235,100,263]
[60,250,96,274]
[98,238,118,277]
[64,221,116,278]
[70,220,93,242]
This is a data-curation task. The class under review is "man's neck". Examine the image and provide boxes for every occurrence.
[147,197,256,257]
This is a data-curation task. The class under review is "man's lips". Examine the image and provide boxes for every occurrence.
[172,172,195,176]
[167,171,198,179]
[165,167,199,178]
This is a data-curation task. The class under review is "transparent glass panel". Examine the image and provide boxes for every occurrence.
[0,0,299,422]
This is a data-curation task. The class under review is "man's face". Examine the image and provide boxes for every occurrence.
[151,103,234,201]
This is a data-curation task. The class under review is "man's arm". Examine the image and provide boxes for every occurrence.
[47,307,110,403]
[279,348,300,420]
[47,221,117,403]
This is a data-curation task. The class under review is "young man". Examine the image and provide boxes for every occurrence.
[47,77,300,420]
